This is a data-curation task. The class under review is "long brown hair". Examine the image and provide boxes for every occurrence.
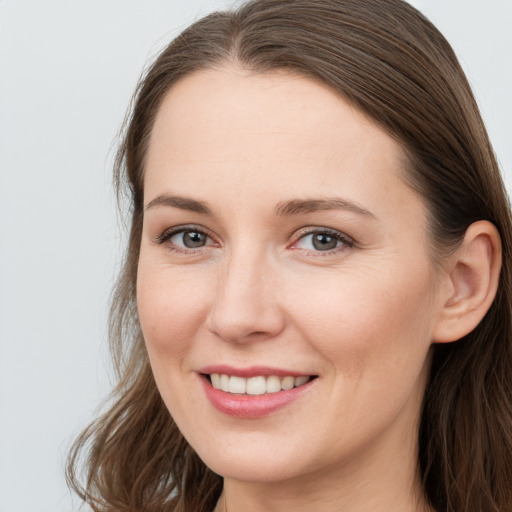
[67,1,512,510]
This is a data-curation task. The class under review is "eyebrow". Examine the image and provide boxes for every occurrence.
[274,198,375,218]
[144,194,375,219]
[145,194,213,215]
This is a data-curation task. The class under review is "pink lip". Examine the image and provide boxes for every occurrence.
[199,373,316,419]
[198,365,311,378]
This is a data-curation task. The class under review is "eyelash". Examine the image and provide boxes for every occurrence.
[154,225,355,256]
[290,227,355,256]
[154,225,216,254]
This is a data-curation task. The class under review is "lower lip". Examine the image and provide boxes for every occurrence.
[200,375,315,419]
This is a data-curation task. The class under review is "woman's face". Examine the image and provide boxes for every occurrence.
[137,66,445,486]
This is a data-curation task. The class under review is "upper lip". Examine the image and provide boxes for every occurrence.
[198,365,314,378]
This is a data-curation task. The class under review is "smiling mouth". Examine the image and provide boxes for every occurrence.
[205,373,317,396]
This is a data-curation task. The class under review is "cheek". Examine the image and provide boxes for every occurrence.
[136,261,211,361]
[287,266,436,447]
[289,264,436,377]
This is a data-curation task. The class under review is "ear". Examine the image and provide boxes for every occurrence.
[433,220,502,343]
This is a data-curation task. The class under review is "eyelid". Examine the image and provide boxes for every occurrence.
[153,224,218,248]
[290,226,356,253]
[152,224,354,255]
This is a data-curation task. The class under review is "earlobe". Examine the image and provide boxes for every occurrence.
[433,221,502,344]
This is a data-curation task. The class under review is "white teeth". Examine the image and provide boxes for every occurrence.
[247,376,266,395]
[266,375,282,394]
[281,376,295,390]
[295,376,309,387]
[229,376,246,394]
[220,374,230,392]
[209,373,312,395]
[211,373,221,388]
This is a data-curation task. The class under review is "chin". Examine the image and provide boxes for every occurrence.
[203,452,301,484]
[189,433,310,483]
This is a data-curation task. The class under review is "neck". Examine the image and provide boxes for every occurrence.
[216,470,433,512]
[216,470,431,512]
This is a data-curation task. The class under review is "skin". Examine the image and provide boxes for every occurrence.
[137,65,450,511]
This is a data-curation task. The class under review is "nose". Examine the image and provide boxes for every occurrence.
[206,250,286,344]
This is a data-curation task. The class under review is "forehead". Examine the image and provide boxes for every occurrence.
[144,65,423,225]
[148,65,402,165]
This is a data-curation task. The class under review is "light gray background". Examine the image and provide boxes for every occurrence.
[0,1,510,511]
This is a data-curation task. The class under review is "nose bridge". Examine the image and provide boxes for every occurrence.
[207,243,285,343]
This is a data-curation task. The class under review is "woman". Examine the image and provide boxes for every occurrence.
[67,0,512,510]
